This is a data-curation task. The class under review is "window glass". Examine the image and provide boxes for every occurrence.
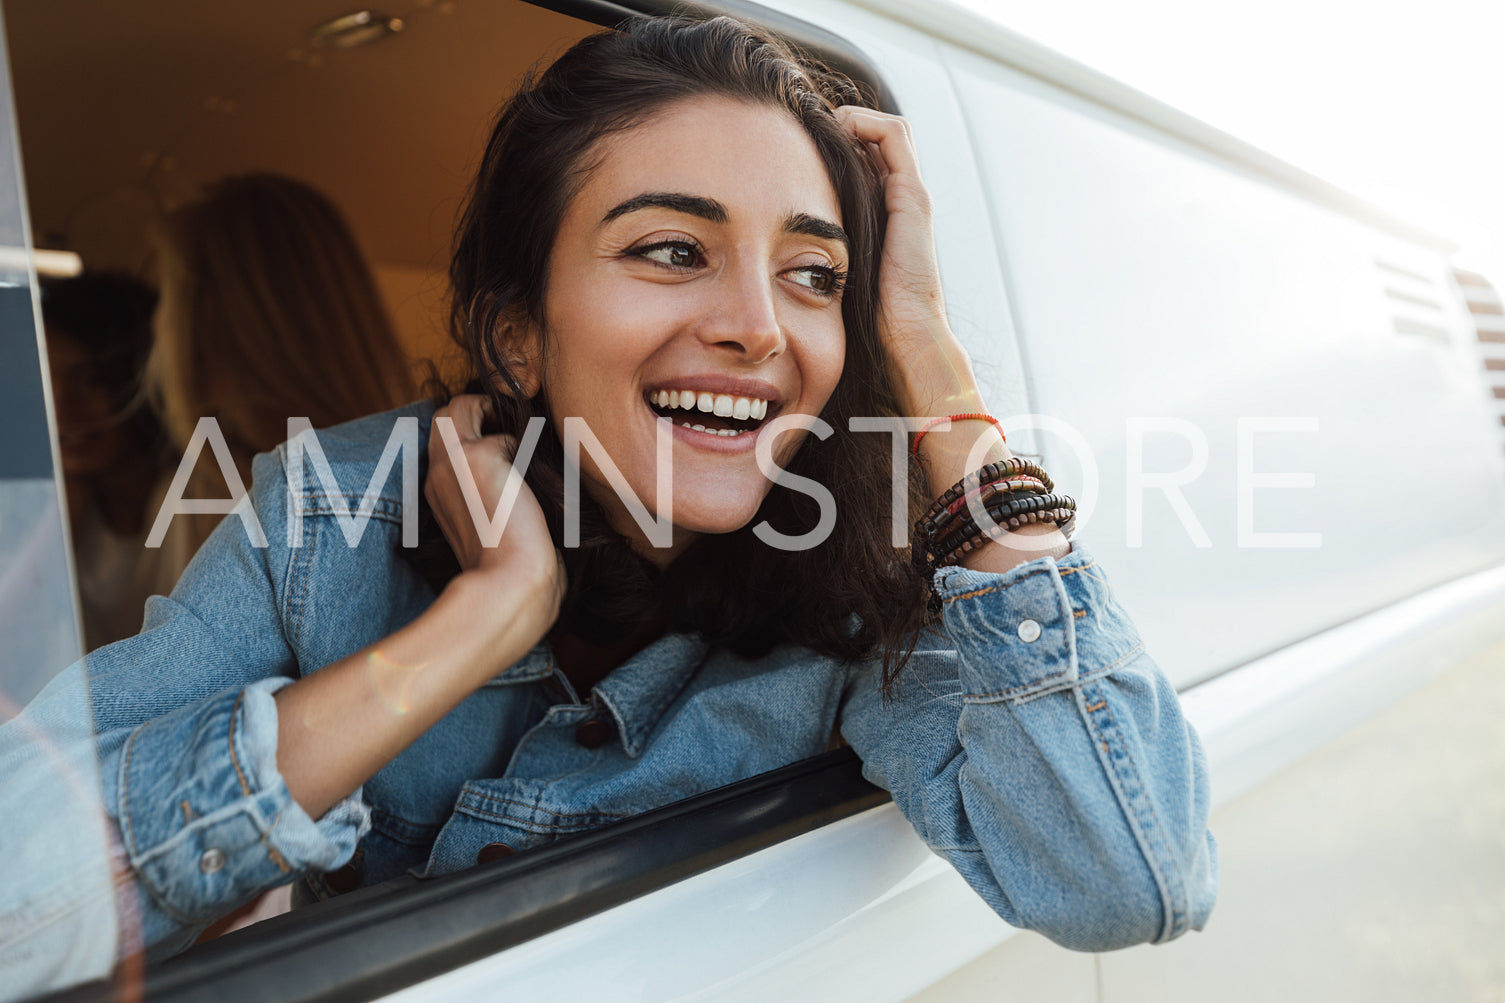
[0,12,118,997]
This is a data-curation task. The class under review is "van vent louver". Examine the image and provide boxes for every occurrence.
[1378,258,1451,341]
[1452,268,1505,463]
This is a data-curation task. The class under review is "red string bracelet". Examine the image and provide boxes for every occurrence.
[911,413,1005,456]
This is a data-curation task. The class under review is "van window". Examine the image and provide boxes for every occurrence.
[1,0,897,997]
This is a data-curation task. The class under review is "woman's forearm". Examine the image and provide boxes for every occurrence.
[904,346,1070,573]
[274,567,554,820]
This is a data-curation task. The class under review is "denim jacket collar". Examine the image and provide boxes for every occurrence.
[487,643,555,685]
[594,633,710,758]
[485,632,709,758]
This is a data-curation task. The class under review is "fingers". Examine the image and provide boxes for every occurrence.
[427,395,512,569]
[834,107,930,214]
[442,393,489,442]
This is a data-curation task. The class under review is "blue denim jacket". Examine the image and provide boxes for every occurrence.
[1,400,1216,978]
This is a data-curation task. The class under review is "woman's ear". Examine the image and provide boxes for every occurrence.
[488,313,544,400]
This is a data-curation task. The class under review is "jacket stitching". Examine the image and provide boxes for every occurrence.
[942,561,1098,605]
[227,692,293,875]
[462,792,630,821]
[1110,704,1186,941]
[292,522,314,651]
[1079,678,1186,943]
[965,641,1143,702]
[459,802,628,831]
[119,727,199,926]
[965,663,1071,701]
[297,492,404,526]
[228,691,253,798]
[276,446,310,649]
[120,728,140,862]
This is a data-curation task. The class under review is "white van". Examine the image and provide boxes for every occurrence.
[3,0,1503,1000]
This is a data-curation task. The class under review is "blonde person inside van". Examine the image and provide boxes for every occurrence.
[147,172,419,557]
[0,15,1215,987]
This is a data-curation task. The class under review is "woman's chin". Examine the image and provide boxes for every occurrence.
[666,497,766,538]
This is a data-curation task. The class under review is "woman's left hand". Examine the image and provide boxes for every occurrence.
[837,106,1070,570]
[835,106,985,419]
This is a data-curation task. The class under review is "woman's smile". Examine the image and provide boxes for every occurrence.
[642,375,781,450]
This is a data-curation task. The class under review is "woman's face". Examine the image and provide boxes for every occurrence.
[520,94,849,562]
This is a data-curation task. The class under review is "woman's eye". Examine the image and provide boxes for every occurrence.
[635,241,702,270]
[789,265,846,296]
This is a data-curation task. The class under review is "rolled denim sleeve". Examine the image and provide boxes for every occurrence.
[840,541,1217,952]
[111,676,369,950]
[77,448,371,956]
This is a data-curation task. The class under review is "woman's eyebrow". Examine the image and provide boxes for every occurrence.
[601,192,728,225]
[598,196,848,249]
[785,211,848,248]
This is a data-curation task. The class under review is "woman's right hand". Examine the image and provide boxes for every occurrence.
[274,397,563,820]
[424,395,565,629]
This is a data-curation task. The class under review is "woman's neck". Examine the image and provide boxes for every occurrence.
[549,612,667,699]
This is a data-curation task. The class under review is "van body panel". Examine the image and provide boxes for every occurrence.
[945,42,1505,687]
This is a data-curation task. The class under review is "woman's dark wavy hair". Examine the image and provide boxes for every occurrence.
[441,14,931,688]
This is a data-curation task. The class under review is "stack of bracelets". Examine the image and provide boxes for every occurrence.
[911,416,1078,573]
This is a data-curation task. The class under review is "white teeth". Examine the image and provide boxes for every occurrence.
[685,423,745,437]
[650,389,773,419]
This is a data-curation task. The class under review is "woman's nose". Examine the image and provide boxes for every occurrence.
[696,268,785,363]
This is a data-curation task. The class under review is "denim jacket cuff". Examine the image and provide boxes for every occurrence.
[933,541,1144,704]
[118,677,371,925]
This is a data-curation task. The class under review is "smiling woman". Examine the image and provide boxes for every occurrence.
[0,11,1215,991]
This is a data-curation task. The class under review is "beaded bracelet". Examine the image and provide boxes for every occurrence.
[914,457,1076,572]
[937,507,1077,567]
[916,457,1054,539]
[925,476,1049,541]
[931,491,1074,558]
[936,501,1078,568]
[931,490,1069,552]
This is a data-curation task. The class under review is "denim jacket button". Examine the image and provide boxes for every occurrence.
[1017,619,1042,643]
[477,842,515,864]
[575,718,612,749]
[198,849,227,874]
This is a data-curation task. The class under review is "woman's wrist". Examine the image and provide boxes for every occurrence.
[443,563,561,676]
[891,320,985,420]
[915,422,1070,574]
